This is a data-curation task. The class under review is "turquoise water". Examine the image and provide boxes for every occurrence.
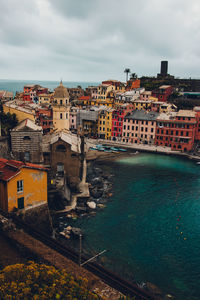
[70,154,200,300]
[0,79,99,96]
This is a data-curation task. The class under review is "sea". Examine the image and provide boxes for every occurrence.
[68,153,200,300]
[0,79,99,95]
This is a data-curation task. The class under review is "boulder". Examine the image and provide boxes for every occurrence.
[90,187,103,198]
[87,201,97,209]
[91,177,103,188]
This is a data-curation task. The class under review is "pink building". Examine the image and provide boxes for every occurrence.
[123,110,159,144]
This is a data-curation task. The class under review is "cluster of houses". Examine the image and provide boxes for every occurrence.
[1,77,200,215]
[2,79,200,153]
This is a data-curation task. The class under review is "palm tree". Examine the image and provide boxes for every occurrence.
[130,73,137,79]
[124,68,131,82]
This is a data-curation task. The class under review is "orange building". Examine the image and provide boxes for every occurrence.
[126,78,140,90]
[0,159,47,213]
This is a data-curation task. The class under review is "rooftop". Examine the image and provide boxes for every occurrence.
[54,81,69,98]
[0,159,47,182]
[125,110,159,121]
[177,110,196,117]
[11,119,43,132]
[157,112,177,121]
[159,85,171,89]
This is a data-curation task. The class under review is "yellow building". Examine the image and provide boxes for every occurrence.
[98,107,113,139]
[3,101,35,122]
[133,99,153,111]
[52,81,71,131]
[38,93,53,105]
[0,159,47,213]
[97,84,114,100]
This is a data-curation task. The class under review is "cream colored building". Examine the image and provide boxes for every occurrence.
[52,81,71,131]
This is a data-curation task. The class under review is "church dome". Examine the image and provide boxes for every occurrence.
[54,81,69,98]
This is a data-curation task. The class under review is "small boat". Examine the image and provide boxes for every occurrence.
[110,147,119,151]
[89,147,98,150]
[196,162,200,165]
[118,148,127,152]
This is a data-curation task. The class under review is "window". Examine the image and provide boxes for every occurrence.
[18,197,24,209]
[23,136,31,141]
[66,113,68,119]
[24,152,30,162]
[56,144,66,152]
[60,113,63,119]
[17,180,23,193]
[57,162,64,175]
[60,100,63,105]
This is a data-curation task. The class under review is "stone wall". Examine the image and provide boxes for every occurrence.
[51,139,81,181]
[10,130,43,163]
[0,137,10,159]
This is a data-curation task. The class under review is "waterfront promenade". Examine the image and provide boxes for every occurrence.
[86,138,200,161]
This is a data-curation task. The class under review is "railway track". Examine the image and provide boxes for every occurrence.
[10,216,156,300]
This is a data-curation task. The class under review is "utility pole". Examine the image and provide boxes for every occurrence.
[79,233,107,267]
[79,233,82,266]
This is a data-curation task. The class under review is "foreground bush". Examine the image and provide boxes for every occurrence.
[0,261,100,299]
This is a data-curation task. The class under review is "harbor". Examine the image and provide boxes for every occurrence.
[61,153,200,300]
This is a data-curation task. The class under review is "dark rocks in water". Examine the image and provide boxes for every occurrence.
[76,206,87,212]
[90,187,104,198]
[91,177,103,188]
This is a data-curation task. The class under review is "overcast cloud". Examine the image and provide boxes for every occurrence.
[0,0,200,81]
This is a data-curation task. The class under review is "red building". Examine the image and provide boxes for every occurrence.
[152,85,173,102]
[155,110,196,152]
[24,85,34,94]
[23,93,31,102]
[35,108,53,134]
[193,107,200,141]
[111,104,134,141]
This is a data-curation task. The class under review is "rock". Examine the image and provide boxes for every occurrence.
[90,187,103,198]
[87,201,97,209]
[94,167,103,175]
[164,294,174,300]
[91,177,103,188]
[97,204,106,208]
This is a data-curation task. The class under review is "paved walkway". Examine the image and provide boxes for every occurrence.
[87,138,185,156]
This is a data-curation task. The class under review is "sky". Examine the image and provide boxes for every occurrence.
[1,0,200,82]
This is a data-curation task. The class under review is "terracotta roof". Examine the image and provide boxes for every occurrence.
[78,96,90,100]
[0,159,47,182]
